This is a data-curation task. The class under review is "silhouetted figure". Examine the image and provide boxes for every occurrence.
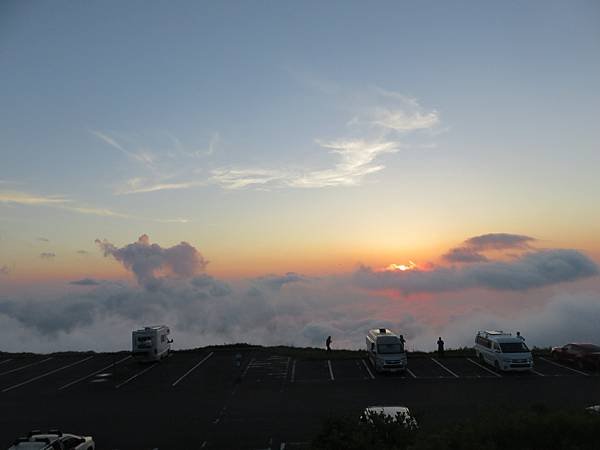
[399,334,406,351]
[326,336,332,352]
[437,337,444,357]
[516,331,525,341]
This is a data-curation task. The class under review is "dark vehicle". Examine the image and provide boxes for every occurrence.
[551,343,600,371]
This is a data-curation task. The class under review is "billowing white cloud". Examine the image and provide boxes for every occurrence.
[95,234,207,290]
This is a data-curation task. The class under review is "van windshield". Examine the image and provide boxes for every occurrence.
[377,343,404,354]
[499,342,529,353]
[137,336,153,348]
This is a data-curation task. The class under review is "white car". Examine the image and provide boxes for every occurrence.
[9,430,94,450]
[362,406,418,429]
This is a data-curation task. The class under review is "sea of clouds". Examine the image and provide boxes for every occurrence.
[0,233,598,353]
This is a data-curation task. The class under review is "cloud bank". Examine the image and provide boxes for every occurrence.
[355,249,598,295]
[0,233,597,353]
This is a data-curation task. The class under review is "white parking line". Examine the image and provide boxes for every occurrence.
[0,359,12,366]
[467,358,502,377]
[115,362,158,389]
[290,359,297,383]
[0,357,53,377]
[361,359,375,380]
[241,357,255,380]
[2,356,94,393]
[327,360,335,381]
[58,355,132,390]
[171,352,214,387]
[539,357,590,376]
[430,357,459,378]
[280,443,286,450]
[531,369,545,377]
[406,368,417,378]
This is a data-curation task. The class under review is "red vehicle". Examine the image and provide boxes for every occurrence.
[551,343,600,371]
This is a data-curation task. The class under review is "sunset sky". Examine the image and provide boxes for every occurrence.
[1,1,599,352]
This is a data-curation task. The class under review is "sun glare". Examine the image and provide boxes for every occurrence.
[385,260,417,272]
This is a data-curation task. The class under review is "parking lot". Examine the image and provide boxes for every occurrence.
[1,349,599,449]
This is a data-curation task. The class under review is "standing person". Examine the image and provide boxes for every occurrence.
[326,335,332,352]
[399,334,406,351]
[437,337,444,357]
[516,331,525,341]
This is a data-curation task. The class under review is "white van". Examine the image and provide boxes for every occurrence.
[474,330,533,372]
[366,328,407,373]
[132,325,172,362]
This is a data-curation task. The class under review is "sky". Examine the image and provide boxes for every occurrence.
[1,1,599,352]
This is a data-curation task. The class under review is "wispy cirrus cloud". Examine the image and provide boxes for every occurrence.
[0,191,68,205]
[0,189,189,223]
[91,130,218,195]
[100,85,440,194]
[211,87,438,190]
[211,139,401,190]
[40,252,56,260]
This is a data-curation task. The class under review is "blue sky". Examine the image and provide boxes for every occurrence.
[1,1,599,350]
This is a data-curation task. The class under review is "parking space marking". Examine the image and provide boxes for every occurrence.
[539,357,590,376]
[115,362,158,389]
[406,368,417,378]
[241,358,255,380]
[467,358,501,377]
[290,359,296,383]
[2,356,94,393]
[172,352,214,387]
[327,360,335,381]
[531,369,545,377]
[0,357,53,377]
[430,357,459,378]
[58,355,132,390]
[361,359,375,380]
[280,443,286,450]
[0,359,12,366]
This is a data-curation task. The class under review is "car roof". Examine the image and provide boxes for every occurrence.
[569,343,600,351]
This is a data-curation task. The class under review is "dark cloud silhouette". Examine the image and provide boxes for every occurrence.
[95,234,207,290]
[258,272,308,290]
[356,249,598,294]
[443,233,536,263]
[39,252,56,259]
[464,233,535,250]
[69,278,102,286]
[443,247,489,263]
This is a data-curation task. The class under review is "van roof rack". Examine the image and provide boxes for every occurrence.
[478,330,512,337]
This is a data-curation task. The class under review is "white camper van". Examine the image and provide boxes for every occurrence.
[474,330,533,372]
[366,328,407,373]
[132,325,172,362]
